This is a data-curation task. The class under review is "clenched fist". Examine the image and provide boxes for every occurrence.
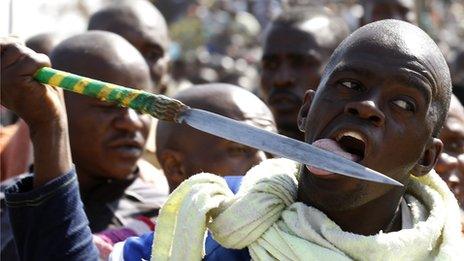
[1,37,66,129]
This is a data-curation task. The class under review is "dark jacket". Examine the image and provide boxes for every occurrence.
[2,170,249,260]
[1,160,168,260]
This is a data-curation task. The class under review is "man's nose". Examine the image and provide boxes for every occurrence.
[273,63,295,88]
[113,107,144,131]
[344,100,385,127]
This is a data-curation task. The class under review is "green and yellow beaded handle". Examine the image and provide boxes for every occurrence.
[33,67,188,122]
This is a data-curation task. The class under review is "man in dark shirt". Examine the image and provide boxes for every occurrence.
[0,31,168,260]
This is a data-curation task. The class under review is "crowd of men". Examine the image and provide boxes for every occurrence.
[1,0,463,260]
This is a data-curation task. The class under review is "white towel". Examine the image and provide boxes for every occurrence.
[152,158,464,260]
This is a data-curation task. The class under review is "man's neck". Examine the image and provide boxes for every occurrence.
[76,166,137,193]
[76,166,102,192]
[76,166,139,202]
[297,181,406,236]
[321,189,404,235]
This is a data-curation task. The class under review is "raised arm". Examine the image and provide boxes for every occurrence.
[0,37,97,260]
[1,37,71,186]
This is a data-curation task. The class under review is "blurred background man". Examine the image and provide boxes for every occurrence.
[259,7,349,140]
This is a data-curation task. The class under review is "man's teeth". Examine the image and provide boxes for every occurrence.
[336,131,365,143]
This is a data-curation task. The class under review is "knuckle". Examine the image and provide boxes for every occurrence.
[36,53,51,67]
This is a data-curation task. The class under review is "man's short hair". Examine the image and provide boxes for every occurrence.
[271,7,350,46]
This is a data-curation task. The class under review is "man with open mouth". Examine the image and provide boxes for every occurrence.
[151,19,463,259]
[1,20,463,260]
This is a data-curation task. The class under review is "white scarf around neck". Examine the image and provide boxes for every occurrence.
[152,158,463,260]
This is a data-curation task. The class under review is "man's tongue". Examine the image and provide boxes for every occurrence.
[307,138,360,176]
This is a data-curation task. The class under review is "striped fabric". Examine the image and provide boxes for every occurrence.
[97,216,156,245]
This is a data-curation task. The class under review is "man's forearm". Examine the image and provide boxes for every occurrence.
[4,119,98,260]
[29,119,72,188]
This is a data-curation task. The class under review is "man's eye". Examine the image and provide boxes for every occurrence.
[339,80,361,91]
[392,99,415,112]
[145,50,162,62]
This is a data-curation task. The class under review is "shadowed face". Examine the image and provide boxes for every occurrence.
[57,35,153,181]
[436,97,464,207]
[363,0,416,25]
[158,86,276,191]
[260,21,331,140]
[298,26,444,211]
[89,2,170,93]
[177,127,267,182]
[117,22,169,93]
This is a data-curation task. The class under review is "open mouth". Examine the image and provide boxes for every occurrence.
[111,145,143,159]
[307,130,367,177]
[335,131,366,161]
[108,139,144,158]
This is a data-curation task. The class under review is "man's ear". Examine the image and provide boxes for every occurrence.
[158,149,187,187]
[297,90,315,132]
[411,138,443,177]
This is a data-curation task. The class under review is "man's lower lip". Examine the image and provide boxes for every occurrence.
[110,147,142,157]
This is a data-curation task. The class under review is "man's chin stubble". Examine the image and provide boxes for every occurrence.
[305,182,369,211]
